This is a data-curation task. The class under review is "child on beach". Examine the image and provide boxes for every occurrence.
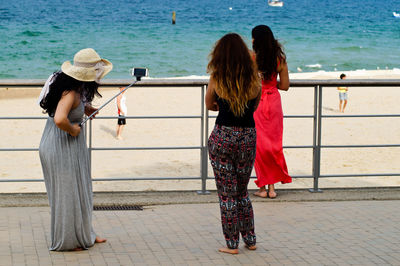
[116,86,127,140]
[338,73,348,113]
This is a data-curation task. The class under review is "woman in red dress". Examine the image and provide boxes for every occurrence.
[252,25,291,198]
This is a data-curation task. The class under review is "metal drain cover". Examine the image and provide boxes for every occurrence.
[94,205,143,211]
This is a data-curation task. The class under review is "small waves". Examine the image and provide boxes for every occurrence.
[333,46,370,52]
[19,30,44,37]
[305,64,322,69]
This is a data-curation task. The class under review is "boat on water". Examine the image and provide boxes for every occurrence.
[393,12,400,18]
[268,0,284,7]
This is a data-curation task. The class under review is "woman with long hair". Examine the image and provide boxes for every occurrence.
[251,25,291,199]
[206,33,261,254]
[38,48,112,251]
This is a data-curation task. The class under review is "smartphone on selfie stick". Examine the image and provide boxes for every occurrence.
[79,67,149,126]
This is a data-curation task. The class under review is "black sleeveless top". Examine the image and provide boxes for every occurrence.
[215,95,258,128]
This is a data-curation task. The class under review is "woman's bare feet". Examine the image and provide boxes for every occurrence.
[218,247,239,254]
[268,184,277,199]
[268,191,277,198]
[95,236,107,243]
[245,245,257,250]
[254,186,268,198]
[73,247,83,251]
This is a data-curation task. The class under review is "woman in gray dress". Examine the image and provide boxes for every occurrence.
[38,48,112,251]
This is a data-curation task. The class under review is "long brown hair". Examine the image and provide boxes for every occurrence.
[252,25,286,80]
[207,33,259,117]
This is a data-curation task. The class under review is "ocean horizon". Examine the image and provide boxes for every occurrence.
[1,0,399,79]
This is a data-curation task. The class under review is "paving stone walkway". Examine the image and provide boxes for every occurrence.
[1,200,400,265]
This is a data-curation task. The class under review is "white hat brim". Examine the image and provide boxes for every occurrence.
[61,59,113,82]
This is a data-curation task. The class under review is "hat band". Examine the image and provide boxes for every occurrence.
[74,61,99,68]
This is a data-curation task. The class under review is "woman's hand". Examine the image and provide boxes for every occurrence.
[69,123,81,137]
[84,104,98,118]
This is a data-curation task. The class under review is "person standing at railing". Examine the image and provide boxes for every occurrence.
[251,25,291,199]
[38,48,112,251]
[338,73,348,113]
[116,86,128,140]
[206,33,261,254]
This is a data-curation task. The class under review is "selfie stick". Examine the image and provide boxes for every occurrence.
[79,80,138,127]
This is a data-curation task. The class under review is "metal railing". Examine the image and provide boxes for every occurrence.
[1,79,400,193]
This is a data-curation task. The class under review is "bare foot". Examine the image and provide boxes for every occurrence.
[218,247,239,254]
[254,190,268,198]
[116,135,122,140]
[268,191,277,199]
[245,245,257,250]
[73,247,83,251]
[95,236,107,243]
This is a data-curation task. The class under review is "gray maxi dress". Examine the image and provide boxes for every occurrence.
[39,101,96,251]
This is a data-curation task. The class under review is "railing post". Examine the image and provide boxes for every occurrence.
[198,85,210,194]
[310,85,323,192]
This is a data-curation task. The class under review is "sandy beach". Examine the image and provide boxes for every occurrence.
[1,69,400,193]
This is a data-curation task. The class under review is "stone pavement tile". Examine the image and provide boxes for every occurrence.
[0,255,12,266]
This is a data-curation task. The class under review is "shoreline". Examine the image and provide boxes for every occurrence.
[0,69,400,83]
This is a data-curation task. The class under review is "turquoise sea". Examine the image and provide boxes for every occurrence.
[1,0,400,79]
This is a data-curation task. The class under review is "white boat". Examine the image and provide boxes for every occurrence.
[393,12,400,18]
[268,0,284,7]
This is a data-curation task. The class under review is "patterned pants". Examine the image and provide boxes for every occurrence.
[208,125,257,249]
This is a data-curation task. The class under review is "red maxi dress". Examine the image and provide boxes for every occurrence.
[253,73,291,187]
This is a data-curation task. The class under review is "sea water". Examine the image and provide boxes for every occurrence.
[0,0,399,79]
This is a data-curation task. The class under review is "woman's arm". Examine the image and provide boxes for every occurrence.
[53,91,81,137]
[205,77,219,111]
[277,60,290,91]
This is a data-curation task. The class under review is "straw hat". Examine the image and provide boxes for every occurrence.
[61,48,113,82]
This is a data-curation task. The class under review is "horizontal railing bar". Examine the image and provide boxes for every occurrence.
[0,115,201,120]
[0,177,202,182]
[284,115,314,118]
[3,114,398,120]
[322,114,400,118]
[0,179,43,182]
[0,117,47,120]
[320,173,400,178]
[92,146,201,151]
[0,146,313,152]
[249,175,313,179]
[0,174,315,182]
[92,177,201,181]
[2,79,400,87]
[0,148,38,151]
[321,144,400,148]
[283,146,313,149]
[208,115,314,119]
[94,115,202,119]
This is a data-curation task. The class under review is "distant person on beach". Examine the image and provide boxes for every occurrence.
[38,48,112,251]
[206,33,261,254]
[116,86,127,140]
[251,25,291,199]
[338,73,348,113]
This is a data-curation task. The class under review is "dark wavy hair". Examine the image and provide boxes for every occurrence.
[207,33,259,117]
[252,25,286,80]
[40,71,101,116]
